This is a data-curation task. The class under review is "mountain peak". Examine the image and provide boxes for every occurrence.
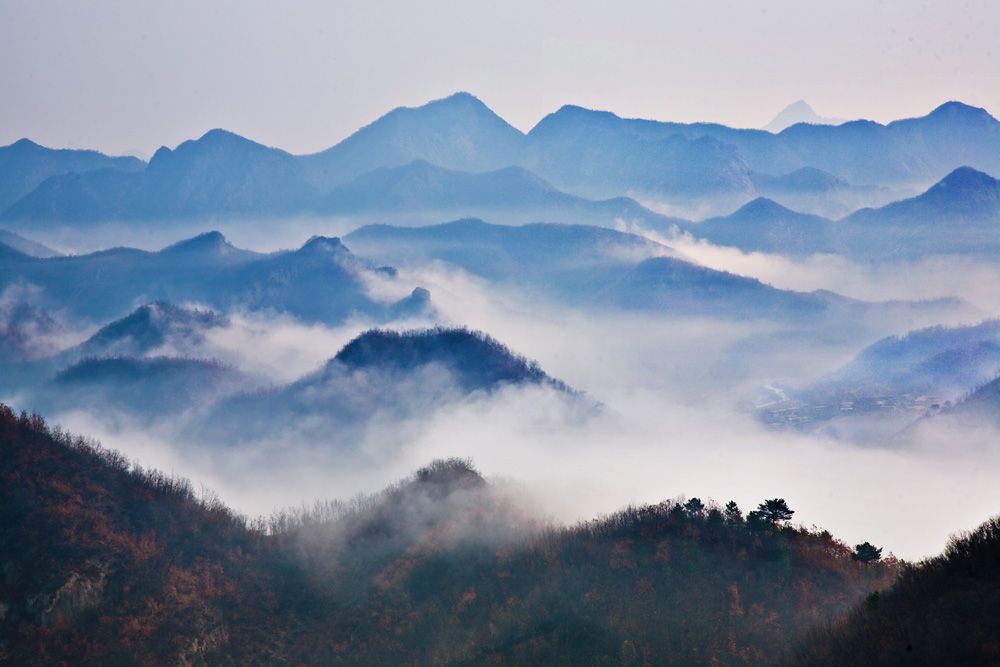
[332,327,554,392]
[735,197,794,216]
[427,91,485,108]
[299,235,345,254]
[937,165,998,189]
[382,91,507,126]
[159,231,239,257]
[7,138,41,152]
[197,128,245,143]
[926,101,996,123]
[764,101,846,133]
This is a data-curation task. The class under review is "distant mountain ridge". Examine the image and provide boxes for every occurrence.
[345,218,979,328]
[0,231,430,325]
[0,138,145,212]
[2,95,997,228]
[318,158,679,228]
[670,167,1000,261]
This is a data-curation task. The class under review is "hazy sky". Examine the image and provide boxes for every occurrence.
[2,0,997,157]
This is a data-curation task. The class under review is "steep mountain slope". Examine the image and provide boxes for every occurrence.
[0,138,145,212]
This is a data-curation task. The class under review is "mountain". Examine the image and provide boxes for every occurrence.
[1,410,902,665]
[345,219,906,323]
[138,129,319,218]
[763,101,847,133]
[824,320,1000,396]
[3,98,997,227]
[0,232,428,325]
[300,92,525,188]
[523,105,756,206]
[346,218,689,302]
[786,514,1000,666]
[0,404,289,665]
[680,197,835,257]
[950,375,1000,427]
[0,167,145,225]
[0,138,145,212]
[750,167,893,219]
[333,327,566,393]
[32,356,249,420]
[0,301,67,367]
[886,101,1000,184]
[524,100,1000,192]
[774,103,1000,187]
[756,320,1000,438]
[69,302,230,361]
[0,301,233,398]
[838,166,1000,259]
[318,159,679,228]
[674,168,999,261]
[0,229,61,258]
[0,130,319,225]
[202,327,577,447]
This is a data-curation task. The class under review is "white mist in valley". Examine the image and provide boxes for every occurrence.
[34,253,1000,563]
[650,229,1000,316]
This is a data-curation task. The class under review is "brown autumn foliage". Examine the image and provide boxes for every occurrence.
[0,403,923,665]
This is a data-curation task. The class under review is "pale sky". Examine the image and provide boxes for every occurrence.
[1,0,998,157]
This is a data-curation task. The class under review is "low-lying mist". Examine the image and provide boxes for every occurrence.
[650,229,1000,316]
[23,251,999,564]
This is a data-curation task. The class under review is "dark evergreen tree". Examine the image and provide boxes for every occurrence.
[757,498,794,525]
[684,497,705,516]
[852,541,882,566]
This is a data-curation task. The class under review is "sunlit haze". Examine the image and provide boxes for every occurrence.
[2,0,998,156]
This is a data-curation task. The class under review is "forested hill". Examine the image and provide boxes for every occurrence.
[332,327,564,392]
[785,515,1000,665]
[0,404,954,666]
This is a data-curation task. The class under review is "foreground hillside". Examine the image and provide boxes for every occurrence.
[784,516,1000,666]
[2,406,905,665]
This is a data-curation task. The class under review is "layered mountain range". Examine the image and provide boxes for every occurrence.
[667,166,1000,260]
[1,93,997,231]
